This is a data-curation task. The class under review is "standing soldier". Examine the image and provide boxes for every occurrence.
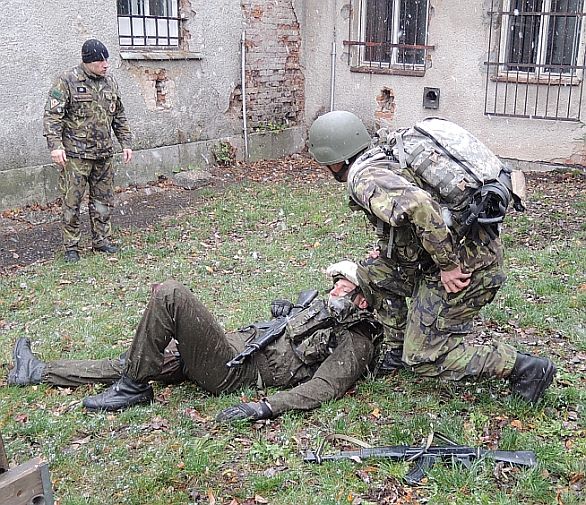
[308,111,556,405]
[43,39,133,262]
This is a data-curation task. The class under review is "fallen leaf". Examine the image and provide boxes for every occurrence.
[510,419,523,430]
[207,488,216,505]
[255,495,269,504]
[14,413,28,424]
[184,407,210,423]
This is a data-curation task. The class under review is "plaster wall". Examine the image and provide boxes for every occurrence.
[0,0,305,210]
[302,0,586,168]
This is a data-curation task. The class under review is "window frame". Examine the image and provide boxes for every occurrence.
[345,0,433,76]
[497,0,586,81]
[117,0,182,49]
[484,0,586,121]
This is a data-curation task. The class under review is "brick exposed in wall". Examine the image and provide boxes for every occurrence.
[240,0,304,130]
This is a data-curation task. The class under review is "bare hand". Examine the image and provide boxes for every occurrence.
[440,266,472,293]
[51,149,67,167]
[123,148,133,164]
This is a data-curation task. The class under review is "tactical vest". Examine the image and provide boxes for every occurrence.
[285,298,382,365]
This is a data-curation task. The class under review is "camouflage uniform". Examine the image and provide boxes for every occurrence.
[347,152,518,380]
[39,280,383,416]
[43,64,132,250]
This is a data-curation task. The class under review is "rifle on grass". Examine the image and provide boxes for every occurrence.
[226,289,319,368]
[303,432,537,485]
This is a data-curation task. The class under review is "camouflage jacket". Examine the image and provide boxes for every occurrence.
[241,297,383,416]
[347,149,503,273]
[43,64,132,159]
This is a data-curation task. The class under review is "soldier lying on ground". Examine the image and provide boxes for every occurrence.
[8,261,383,422]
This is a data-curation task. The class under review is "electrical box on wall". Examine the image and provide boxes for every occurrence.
[423,87,440,109]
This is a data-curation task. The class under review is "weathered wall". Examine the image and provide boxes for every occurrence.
[241,0,304,129]
[301,0,586,169]
[0,0,305,210]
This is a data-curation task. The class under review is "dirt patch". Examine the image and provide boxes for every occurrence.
[0,158,584,275]
[0,155,327,274]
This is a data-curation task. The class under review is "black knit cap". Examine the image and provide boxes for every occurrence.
[81,39,109,63]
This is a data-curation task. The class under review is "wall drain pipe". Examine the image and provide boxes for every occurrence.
[329,28,337,111]
[241,30,249,161]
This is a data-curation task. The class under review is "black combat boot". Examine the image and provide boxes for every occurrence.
[509,353,556,404]
[93,243,119,254]
[64,250,80,262]
[8,338,46,386]
[376,347,405,376]
[83,375,153,412]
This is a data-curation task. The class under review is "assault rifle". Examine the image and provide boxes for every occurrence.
[226,289,319,368]
[304,432,537,485]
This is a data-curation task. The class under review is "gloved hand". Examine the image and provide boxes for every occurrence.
[216,400,273,423]
[270,299,294,318]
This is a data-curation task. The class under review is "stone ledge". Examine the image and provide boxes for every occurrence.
[120,50,202,61]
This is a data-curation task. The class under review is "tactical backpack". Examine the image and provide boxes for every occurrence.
[375,117,526,239]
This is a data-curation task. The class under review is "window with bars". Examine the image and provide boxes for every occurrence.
[117,0,180,47]
[485,0,586,120]
[345,0,432,74]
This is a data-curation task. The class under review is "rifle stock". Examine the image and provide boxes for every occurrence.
[226,289,319,368]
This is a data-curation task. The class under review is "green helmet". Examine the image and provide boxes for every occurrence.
[308,111,371,165]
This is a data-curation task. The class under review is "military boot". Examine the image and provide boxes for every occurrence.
[8,338,46,386]
[93,243,119,254]
[83,375,153,412]
[509,352,556,404]
[376,347,405,376]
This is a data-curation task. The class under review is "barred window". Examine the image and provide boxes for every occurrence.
[117,0,180,47]
[485,0,586,120]
[345,0,431,74]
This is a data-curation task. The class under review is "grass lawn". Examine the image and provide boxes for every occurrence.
[0,170,585,504]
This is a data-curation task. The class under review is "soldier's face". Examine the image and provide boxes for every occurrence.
[329,279,368,309]
[86,59,109,76]
[330,278,357,298]
[326,162,348,182]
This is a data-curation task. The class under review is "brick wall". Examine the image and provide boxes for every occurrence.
[241,0,304,130]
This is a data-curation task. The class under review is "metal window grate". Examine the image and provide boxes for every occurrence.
[345,0,433,74]
[117,0,180,47]
[484,0,586,121]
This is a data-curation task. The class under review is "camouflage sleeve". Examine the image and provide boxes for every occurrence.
[111,80,132,149]
[265,328,374,416]
[351,167,460,271]
[42,77,70,151]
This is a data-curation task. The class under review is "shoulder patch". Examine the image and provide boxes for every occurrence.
[50,89,63,100]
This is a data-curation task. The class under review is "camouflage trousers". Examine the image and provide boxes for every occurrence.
[43,280,258,394]
[357,258,518,380]
[59,157,115,251]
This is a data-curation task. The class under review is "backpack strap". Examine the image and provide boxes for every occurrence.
[394,133,408,169]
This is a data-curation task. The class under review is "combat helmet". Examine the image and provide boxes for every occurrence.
[326,260,360,286]
[309,111,371,165]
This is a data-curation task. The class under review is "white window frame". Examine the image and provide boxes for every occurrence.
[498,0,586,79]
[118,0,181,48]
[358,0,429,68]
